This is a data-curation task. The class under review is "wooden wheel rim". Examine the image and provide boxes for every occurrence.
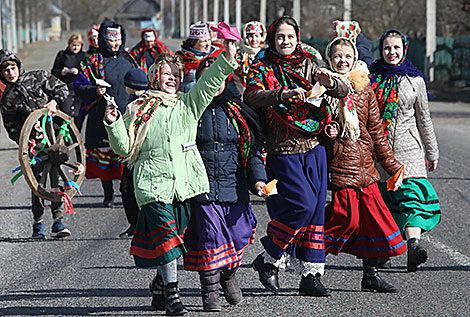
[18,109,86,202]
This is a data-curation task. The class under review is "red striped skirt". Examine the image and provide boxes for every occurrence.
[324,183,406,258]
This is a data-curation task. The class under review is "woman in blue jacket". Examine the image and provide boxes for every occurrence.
[182,56,267,312]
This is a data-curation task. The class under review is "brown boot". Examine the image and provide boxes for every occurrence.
[199,270,221,312]
[220,267,243,305]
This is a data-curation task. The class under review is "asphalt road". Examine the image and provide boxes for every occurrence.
[0,37,469,317]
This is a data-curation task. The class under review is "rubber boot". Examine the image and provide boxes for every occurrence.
[407,238,428,272]
[199,269,221,312]
[361,258,397,293]
[164,282,188,315]
[149,273,165,310]
[220,267,243,305]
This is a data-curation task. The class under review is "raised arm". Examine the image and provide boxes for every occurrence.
[182,40,238,120]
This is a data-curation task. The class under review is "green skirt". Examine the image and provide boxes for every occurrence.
[378,178,441,237]
[130,200,191,268]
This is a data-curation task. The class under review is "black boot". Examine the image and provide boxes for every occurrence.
[361,258,397,293]
[101,180,114,207]
[407,238,428,272]
[299,273,331,297]
[149,273,165,310]
[220,267,243,305]
[164,282,188,315]
[251,252,280,294]
[377,257,392,269]
[199,270,221,312]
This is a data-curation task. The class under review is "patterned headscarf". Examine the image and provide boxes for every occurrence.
[333,20,361,44]
[147,57,184,91]
[369,30,427,135]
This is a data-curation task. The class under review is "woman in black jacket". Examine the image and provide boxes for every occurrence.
[178,56,267,312]
[74,21,135,207]
[51,33,86,128]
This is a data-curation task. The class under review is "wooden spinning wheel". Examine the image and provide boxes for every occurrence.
[18,109,86,202]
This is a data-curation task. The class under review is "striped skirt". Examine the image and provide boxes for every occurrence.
[324,183,407,258]
[183,201,257,271]
[262,146,328,264]
[378,178,441,237]
[85,148,123,181]
[131,201,191,268]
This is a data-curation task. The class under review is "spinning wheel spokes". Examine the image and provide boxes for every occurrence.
[19,109,86,202]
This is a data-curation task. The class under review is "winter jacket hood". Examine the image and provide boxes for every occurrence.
[0,49,24,84]
[98,21,127,57]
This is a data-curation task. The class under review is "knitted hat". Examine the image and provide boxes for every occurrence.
[143,31,156,41]
[104,26,122,40]
[189,22,210,39]
[124,68,148,90]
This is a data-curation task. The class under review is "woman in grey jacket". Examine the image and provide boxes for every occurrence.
[370,30,441,272]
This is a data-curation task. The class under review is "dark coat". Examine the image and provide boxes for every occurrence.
[74,21,135,149]
[51,48,86,117]
[356,34,374,67]
[193,89,267,204]
[327,85,402,190]
[0,50,68,144]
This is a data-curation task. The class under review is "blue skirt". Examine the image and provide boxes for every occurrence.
[262,146,327,264]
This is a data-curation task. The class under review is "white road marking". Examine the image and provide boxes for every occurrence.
[422,235,470,266]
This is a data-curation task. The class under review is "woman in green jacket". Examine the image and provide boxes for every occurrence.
[104,40,237,316]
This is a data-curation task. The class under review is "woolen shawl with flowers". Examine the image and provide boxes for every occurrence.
[324,36,363,142]
[246,41,331,134]
[245,16,332,134]
[369,30,428,135]
[123,61,182,167]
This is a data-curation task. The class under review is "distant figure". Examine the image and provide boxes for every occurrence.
[87,25,99,55]
[176,22,224,92]
[51,33,86,128]
[233,21,266,96]
[129,28,173,73]
[74,21,135,208]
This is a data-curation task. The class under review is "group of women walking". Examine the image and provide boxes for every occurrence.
[32,15,441,316]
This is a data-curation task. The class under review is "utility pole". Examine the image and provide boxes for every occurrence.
[213,0,219,22]
[194,0,199,23]
[160,0,165,39]
[179,0,185,37]
[236,0,241,32]
[426,0,436,82]
[293,0,300,25]
[203,0,208,22]
[223,0,229,23]
[9,0,16,50]
[260,0,266,27]
[171,0,175,38]
[343,0,351,20]
[185,0,190,35]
